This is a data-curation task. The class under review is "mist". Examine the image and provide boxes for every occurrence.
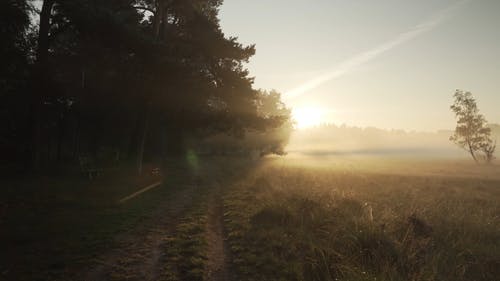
[3,1,500,280]
[287,123,500,158]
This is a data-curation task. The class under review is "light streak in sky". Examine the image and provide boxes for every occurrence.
[284,0,470,100]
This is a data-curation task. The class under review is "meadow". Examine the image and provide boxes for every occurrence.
[1,156,499,281]
[222,156,500,281]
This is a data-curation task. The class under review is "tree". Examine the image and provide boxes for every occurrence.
[481,140,496,163]
[450,90,495,163]
[1,0,32,170]
[31,0,56,171]
[0,0,30,92]
[255,90,293,155]
[1,0,292,174]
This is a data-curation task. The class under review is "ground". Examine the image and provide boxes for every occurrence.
[1,156,499,281]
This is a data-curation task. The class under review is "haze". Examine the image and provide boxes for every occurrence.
[3,1,500,280]
[220,0,500,131]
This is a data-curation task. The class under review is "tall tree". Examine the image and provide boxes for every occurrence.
[31,0,55,170]
[0,0,32,170]
[129,0,275,172]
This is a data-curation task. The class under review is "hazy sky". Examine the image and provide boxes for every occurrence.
[219,0,500,131]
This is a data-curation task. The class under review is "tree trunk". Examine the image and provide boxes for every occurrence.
[32,0,55,171]
[128,112,140,159]
[136,102,151,175]
[36,0,54,75]
[72,116,81,160]
[135,0,165,175]
[72,69,85,161]
[467,141,479,163]
[154,0,165,39]
[56,112,65,162]
[160,125,168,171]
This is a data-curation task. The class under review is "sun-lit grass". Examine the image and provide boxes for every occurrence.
[162,197,209,281]
[223,158,500,281]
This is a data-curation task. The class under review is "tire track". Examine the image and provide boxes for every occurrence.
[204,188,230,281]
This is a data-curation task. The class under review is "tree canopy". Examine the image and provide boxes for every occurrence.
[0,0,292,174]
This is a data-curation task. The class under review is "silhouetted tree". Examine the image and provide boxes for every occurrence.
[0,0,30,91]
[0,0,291,175]
[450,90,495,163]
[0,0,32,171]
[31,0,56,171]
[255,90,293,155]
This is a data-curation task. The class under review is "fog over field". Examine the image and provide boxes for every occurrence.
[287,123,500,159]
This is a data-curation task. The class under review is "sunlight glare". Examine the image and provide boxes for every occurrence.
[293,107,326,129]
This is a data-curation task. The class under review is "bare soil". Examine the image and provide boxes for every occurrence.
[204,185,230,281]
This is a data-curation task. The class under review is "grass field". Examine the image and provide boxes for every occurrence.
[1,156,499,280]
[223,156,500,281]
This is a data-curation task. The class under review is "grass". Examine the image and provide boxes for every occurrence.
[0,157,259,280]
[0,162,196,280]
[2,156,499,281]
[162,190,210,281]
[222,158,500,281]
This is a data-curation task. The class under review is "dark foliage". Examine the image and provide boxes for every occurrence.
[0,0,291,174]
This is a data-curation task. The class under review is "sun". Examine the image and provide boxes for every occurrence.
[292,107,326,129]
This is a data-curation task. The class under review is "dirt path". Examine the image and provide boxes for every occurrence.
[204,186,230,281]
[81,184,200,281]
[77,185,232,281]
[71,161,244,281]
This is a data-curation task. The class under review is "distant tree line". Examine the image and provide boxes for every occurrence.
[1,0,291,174]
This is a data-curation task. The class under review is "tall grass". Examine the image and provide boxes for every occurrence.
[223,162,500,281]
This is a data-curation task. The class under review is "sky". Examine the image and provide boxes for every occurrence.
[219,0,500,131]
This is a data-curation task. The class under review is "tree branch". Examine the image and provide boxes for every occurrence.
[132,6,155,14]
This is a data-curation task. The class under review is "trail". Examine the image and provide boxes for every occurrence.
[204,184,230,281]
[70,159,255,281]
[79,184,233,281]
[81,183,199,281]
